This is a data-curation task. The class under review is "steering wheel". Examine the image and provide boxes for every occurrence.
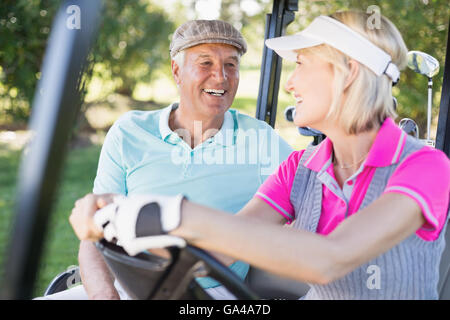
[95,240,259,300]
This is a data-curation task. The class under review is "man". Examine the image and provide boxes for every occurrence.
[41,20,292,300]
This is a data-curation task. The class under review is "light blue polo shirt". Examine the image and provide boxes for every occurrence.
[93,103,293,288]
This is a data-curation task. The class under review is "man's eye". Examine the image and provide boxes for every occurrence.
[201,61,212,66]
[296,61,302,65]
[226,63,236,67]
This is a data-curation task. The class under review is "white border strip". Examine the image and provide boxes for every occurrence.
[391,130,406,164]
[304,143,323,168]
[256,192,294,220]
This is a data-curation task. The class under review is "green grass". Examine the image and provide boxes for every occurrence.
[0,144,21,290]
[0,143,101,297]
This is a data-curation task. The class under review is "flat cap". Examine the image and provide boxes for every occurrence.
[170,20,247,58]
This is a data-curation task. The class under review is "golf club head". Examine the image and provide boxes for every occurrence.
[284,106,324,137]
[407,51,440,78]
[392,96,398,110]
[284,105,296,122]
[398,118,419,139]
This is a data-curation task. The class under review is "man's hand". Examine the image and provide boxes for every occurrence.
[79,240,121,300]
[70,194,123,299]
[69,193,118,241]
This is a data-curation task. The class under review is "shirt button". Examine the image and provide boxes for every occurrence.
[340,201,346,207]
[347,180,354,186]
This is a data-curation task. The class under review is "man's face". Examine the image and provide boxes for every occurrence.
[172,43,240,119]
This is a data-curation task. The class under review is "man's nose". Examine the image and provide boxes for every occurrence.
[212,64,227,82]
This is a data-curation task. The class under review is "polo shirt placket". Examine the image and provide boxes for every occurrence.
[303,118,412,225]
[159,103,237,180]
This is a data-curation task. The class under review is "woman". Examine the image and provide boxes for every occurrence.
[70,11,450,299]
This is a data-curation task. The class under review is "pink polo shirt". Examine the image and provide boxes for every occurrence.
[256,118,450,241]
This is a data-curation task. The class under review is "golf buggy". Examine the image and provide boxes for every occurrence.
[1,0,450,300]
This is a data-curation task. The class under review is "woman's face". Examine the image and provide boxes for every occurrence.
[285,52,335,131]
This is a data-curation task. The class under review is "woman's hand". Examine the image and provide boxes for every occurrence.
[69,193,117,241]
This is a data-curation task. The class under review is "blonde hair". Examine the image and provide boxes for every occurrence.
[300,10,408,135]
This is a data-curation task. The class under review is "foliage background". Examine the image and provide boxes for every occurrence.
[0,0,448,296]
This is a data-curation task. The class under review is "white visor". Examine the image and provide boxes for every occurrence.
[265,16,400,83]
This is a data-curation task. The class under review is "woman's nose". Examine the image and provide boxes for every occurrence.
[284,73,295,93]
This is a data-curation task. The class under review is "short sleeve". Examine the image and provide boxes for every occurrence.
[383,147,450,241]
[93,122,127,195]
[255,150,304,223]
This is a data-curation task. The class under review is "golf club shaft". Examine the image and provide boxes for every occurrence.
[428,78,433,141]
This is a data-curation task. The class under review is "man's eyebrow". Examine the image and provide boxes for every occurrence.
[228,55,239,63]
[196,54,211,59]
[195,54,240,62]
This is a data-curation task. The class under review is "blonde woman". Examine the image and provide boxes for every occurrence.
[70,11,450,299]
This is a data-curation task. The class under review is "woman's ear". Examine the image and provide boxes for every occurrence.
[171,60,181,86]
[344,59,360,90]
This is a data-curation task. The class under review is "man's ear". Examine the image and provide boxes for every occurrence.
[171,60,181,86]
[344,59,360,90]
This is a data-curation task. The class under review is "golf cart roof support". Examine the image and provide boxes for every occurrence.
[255,0,298,127]
[436,20,450,157]
[0,0,102,299]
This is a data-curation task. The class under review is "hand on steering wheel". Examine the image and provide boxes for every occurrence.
[94,194,187,256]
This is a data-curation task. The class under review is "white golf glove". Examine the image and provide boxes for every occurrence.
[93,194,186,256]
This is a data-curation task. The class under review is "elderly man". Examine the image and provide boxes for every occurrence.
[41,20,292,300]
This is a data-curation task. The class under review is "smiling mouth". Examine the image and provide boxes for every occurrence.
[203,89,227,97]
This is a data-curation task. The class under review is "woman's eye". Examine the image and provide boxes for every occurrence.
[296,61,302,65]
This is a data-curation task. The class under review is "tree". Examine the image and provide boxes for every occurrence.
[92,1,174,96]
[0,0,174,123]
[0,0,60,124]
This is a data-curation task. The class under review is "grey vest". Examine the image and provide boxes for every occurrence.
[290,136,447,299]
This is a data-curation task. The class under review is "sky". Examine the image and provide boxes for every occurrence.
[161,0,264,20]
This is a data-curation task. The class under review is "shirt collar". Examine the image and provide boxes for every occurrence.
[210,110,235,146]
[364,117,406,167]
[159,103,178,141]
[304,117,407,172]
[159,103,236,146]
[303,137,334,172]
